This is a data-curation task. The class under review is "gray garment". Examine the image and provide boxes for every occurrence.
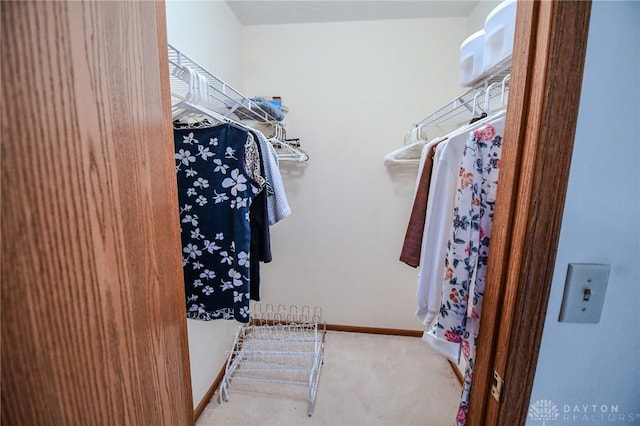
[255,131,291,225]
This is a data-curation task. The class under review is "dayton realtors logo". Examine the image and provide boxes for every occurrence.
[528,399,560,425]
[529,399,640,424]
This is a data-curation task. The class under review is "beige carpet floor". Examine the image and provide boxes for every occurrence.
[196,331,462,426]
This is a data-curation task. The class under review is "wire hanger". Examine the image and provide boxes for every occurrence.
[267,124,309,163]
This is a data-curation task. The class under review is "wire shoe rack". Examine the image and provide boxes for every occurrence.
[219,304,326,416]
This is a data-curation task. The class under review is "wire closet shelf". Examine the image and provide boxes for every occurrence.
[168,44,309,163]
[413,59,511,137]
[219,304,326,417]
[168,44,282,126]
[384,60,511,166]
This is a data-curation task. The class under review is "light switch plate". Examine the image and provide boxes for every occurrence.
[558,263,610,323]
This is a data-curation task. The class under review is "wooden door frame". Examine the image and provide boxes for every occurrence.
[468,1,592,425]
[1,2,193,424]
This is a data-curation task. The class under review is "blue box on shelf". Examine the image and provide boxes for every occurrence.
[268,97,282,111]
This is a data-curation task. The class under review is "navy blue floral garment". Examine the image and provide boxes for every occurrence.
[174,123,259,322]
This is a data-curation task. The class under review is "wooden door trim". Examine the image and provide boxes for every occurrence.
[155,4,196,420]
[468,1,592,425]
[1,2,194,424]
[467,1,541,423]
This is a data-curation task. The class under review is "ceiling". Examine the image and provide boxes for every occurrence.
[226,1,480,26]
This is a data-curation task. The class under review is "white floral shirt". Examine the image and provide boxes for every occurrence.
[423,118,505,426]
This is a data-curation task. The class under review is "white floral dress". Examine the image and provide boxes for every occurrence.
[174,124,260,322]
[424,119,505,426]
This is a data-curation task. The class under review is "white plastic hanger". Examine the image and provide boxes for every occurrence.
[384,124,430,165]
[172,67,243,127]
[171,66,195,118]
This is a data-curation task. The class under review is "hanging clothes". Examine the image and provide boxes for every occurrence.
[423,117,505,426]
[248,131,272,302]
[174,123,262,322]
[399,137,446,267]
[253,130,291,226]
[415,131,468,327]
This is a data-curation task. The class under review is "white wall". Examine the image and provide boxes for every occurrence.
[527,2,640,424]
[165,0,244,408]
[242,18,468,329]
[166,0,243,88]
[466,0,502,35]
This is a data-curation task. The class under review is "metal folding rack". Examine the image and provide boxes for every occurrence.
[219,304,326,417]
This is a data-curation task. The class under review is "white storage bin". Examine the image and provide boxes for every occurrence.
[483,0,517,73]
[459,30,485,87]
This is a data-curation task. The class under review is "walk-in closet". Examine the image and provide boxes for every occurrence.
[5,1,638,426]
[166,1,513,425]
